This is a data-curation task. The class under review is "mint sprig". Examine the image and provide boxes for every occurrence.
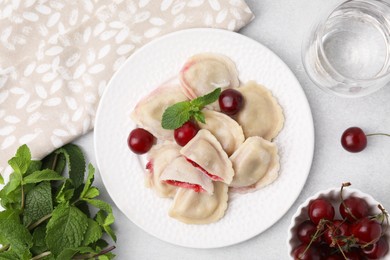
[161,88,221,129]
[0,144,116,259]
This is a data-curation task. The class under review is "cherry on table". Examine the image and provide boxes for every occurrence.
[218,89,244,116]
[127,128,155,154]
[341,127,367,153]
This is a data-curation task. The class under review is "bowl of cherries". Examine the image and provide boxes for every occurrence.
[287,183,389,259]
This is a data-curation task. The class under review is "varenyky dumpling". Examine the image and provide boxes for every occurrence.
[198,110,244,156]
[235,81,284,140]
[145,142,181,198]
[179,53,239,99]
[131,78,188,140]
[169,181,228,224]
[229,137,280,193]
[160,157,214,194]
[180,129,234,185]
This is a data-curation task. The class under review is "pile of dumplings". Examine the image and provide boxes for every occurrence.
[131,53,284,224]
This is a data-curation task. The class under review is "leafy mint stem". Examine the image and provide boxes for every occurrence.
[161,88,221,130]
[30,251,52,260]
[72,245,116,259]
[28,213,52,231]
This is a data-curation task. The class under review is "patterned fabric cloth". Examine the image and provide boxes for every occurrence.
[0,0,254,173]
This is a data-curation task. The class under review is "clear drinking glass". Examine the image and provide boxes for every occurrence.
[302,0,390,97]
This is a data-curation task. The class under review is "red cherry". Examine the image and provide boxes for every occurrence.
[174,121,199,146]
[362,236,389,259]
[339,197,369,222]
[344,248,366,260]
[292,244,321,260]
[297,220,320,244]
[323,220,351,247]
[351,217,382,245]
[341,127,367,153]
[323,254,344,260]
[127,128,155,154]
[318,243,333,258]
[218,89,244,115]
[308,198,335,225]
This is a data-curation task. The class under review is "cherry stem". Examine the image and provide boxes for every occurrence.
[340,182,358,221]
[366,133,390,137]
[300,219,327,259]
[378,204,389,236]
[336,241,348,260]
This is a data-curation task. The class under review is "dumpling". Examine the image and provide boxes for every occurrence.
[179,53,239,99]
[145,142,181,198]
[198,110,244,156]
[235,81,284,140]
[131,78,189,140]
[180,129,234,185]
[160,157,214,194]
[229,137,280,193]
[169,181,228,224]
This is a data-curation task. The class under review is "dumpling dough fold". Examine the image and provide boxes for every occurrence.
[229,137,280,193]
[169,181,228,224]
[235,81,284,140]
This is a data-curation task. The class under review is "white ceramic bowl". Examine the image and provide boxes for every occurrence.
[287,187,390,259]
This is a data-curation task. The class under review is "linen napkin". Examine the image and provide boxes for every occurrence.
[0,0,254,174]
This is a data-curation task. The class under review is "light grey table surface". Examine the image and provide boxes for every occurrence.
[74,0,390,259]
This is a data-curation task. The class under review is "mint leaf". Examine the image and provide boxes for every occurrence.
[82,219,102,246]
[2,172,22,195]
[192,111,206,124]
[8,144,31,176]
[161,101,191,129]
[41,152,66,174]
[25,160,42,177]
[0,250,19,260]
[0,210,33,258]
[45,204,89,256]
[57,144,86,188]
[99,252,116,260]
[55,179,74,204]
[190,88,221,108]
[23,169,65,184]
[23,182,53,226]
[95,210,116,242]
[0,173,4,185]
[31,226,48,255]
[84,187,100,199]
[161,88,221,129]
[84,199,112,214]
[80,164,95,199]
[56,248,79,259]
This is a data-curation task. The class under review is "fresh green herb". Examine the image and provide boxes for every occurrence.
[0,144,116,259]
[161,88,221,129]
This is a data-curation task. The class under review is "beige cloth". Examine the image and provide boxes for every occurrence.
[0,0,253,173]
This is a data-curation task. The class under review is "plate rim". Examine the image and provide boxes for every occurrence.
[94,28,315,249]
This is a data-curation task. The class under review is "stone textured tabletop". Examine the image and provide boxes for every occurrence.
[74,0,390,259]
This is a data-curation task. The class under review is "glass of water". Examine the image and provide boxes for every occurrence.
[302,0,390,97]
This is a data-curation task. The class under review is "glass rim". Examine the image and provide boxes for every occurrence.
[315,0,390,84]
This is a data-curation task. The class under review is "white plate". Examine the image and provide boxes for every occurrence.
[94,28,314,248]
